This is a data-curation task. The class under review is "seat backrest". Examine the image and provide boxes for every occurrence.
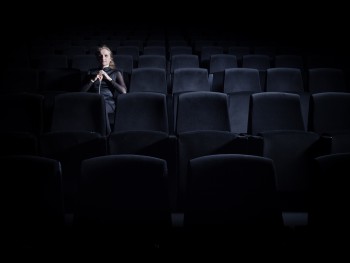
[309,92,350,134]
[209,54,238,74]
[71,55,98,73]
[185,154,283,228]
[138,55,166,70]
[176,91,230,134]
[0,92,44,135]
[261,130,322,212]
[170,55,199,74]
[1,155,64,246]
[224,68,262,93]
[116,46,140,64]
[308,68,347,93]
[38,68,82,92]
[129,68,167,94]
[172,68,209,94]
[310,153,350,232]
[248,92,305,135]
[75,154,171,243]
[50,92,107,135]
[114,92,169,133]
[266,68,304,93]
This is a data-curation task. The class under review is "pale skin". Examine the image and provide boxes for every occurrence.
[91,48,127,94]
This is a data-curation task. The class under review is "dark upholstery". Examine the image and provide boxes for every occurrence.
[308,68,347,93]
[40,131,107,213]
[129,68,167,94]
[75,155,171,247]
[248,92,305,135]
[1,155,64,247]
[309,92,350,134]
[184,154,283,248]
[50,92,108,135]
[176,91,230,134]
[114,92,168,133]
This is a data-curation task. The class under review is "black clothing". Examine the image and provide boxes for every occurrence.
[82,67,122,113]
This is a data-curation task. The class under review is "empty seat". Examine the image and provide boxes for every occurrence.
[50,92,108,136]
[261,130,325,221]
[0,93,43,157]
[1,155,64,248]
[114,92,169,133]
[38,68,82,92]
[209,54,238,74]
[184,154,283,248]
[116,46,140,66]
[114,55,134,88]
[40,131,107,214]
[308,92,350,153]
[0,132,38,156]
[177,131,263,211]
[308,68,347,93]
[172,68,209,94]
[129,68,167,94]
[266,68,309,129]
[209,54,238,92]
[170,55,200,75]
[0,92,44,136]
[309,92,350,134]
[266,68,304,93]
[248,92,305,135]
[310,153,350,245]
[200,46,224,68]
[175,91,230,134]
[242,55,271,90]
[110,92,176,209]
[3,68,39,93]
[75,155,171,248]
[138,55,166,70]
[71,55,99,73]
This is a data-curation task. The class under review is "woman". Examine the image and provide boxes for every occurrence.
[82,44,127,132]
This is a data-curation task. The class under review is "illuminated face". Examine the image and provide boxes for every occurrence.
[98,48,112,68]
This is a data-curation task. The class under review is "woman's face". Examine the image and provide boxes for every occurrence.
[98,48,111,68]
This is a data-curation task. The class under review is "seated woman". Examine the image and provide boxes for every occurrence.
[81,44,127,132]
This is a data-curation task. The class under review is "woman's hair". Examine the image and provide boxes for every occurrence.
[96,45,116,69]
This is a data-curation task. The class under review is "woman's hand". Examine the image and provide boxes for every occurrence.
[98,70,112,81]
[92,72,103,83]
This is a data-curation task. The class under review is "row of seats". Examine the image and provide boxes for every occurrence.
[3,67,349,103]
[1,91,349,136]
[2,152,349,249]
[15,52,348,74]
[24,40,346,64]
